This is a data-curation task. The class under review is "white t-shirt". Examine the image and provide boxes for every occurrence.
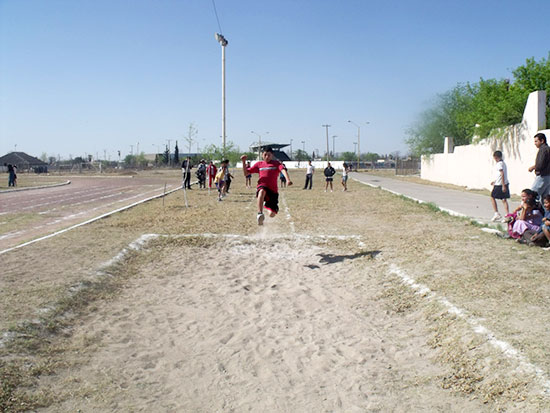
[306,164,314,174]
[493,160,509,185]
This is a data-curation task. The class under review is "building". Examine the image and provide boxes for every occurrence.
[0,152,49,173]
[249,143,291,161]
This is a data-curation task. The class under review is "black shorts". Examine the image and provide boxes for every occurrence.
[491,185,510,200]
[257,186,279,214]
[325,177,333,182]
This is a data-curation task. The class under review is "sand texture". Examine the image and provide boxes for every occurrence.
[39,225,488,412]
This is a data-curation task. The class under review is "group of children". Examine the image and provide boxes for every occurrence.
[491,151,550,247]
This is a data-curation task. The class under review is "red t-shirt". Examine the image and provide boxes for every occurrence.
[247,160,284,193]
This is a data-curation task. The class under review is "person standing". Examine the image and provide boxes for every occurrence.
[529,132,550,200]
[7,164,15,187]
[245,161,252,188]
[490,151,510,222]
[341,162,349,191]
[324,162,336,192]
[196,159,207,189]
[241,147,292,225]
[207,161,217,189]
[303,160,314,190]
[181,157,193,189]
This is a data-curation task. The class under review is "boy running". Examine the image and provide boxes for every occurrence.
[241,147,292,225]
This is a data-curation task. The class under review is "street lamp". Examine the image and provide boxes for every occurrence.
[301,140,305,152]
[322,124,331,163]
[215,33,228,154]
[348,120,360,169]
[251,130,269,160]
[290,138,293,160]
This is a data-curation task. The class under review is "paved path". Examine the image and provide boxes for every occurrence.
[350,172,504,224]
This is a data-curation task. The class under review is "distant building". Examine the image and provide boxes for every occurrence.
[0,152,48,173]
[249,143,291,161]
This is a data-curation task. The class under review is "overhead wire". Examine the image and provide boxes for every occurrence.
[211,0,223,34]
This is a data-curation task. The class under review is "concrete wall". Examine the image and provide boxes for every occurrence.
[237,160,348,170]
[421,91,548,195]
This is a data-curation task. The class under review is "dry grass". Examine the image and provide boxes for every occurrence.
[1,169,549,411]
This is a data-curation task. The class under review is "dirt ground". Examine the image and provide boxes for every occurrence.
[1,170,549,412]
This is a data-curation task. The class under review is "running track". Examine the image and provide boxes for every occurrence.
[0,176,181,250]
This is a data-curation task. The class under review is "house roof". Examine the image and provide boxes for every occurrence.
[0,152,48,166]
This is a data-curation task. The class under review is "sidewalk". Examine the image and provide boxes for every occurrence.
[350,172,505,225]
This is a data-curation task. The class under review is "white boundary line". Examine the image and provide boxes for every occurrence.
[0,187,180,256]
[388,263,550,395]
[280,192,296,234]
[0,180,72,194]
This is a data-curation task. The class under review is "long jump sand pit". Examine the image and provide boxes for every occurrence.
[2,171,550,411]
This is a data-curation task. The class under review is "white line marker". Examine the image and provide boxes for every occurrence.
[388,263,550,395]
[0,187,180,256]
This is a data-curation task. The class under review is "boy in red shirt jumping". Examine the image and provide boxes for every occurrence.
[241,147,292,225]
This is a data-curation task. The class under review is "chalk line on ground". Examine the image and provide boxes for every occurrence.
[0,187,180,256]
[388,263,550,395]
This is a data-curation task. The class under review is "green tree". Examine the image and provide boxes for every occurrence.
[340,151,356,162]
[294,149,309,161]
[174,141,180,165]
[406,54,550,155]
[162,146,170,165]
[512,53,550,128]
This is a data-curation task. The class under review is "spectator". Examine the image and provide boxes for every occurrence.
[530,194,550,246]
[279,162,287,188]
[528,133,550,200]
[341,162,349,191]
[508,189,543,240]
[490,151,510,222]
[303,160,314,190]
[324,162,336,192]
[196,159,207,189]
[245,161,252,188]
[207,161,217,189]
[181,157,193,189]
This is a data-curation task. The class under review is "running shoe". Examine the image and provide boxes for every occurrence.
[491,212,502,222]
[257,212,265,226]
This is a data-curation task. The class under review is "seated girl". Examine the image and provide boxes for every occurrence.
[508,189,543,239]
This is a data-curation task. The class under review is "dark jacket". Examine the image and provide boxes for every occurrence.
[324,166,336,177]
[535,143,550,176]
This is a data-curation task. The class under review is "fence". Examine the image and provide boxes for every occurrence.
[396,158,421,175]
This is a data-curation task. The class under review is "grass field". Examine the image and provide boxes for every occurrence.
[1,170,549,411]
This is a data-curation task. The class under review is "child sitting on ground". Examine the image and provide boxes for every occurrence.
[530,194,550,246]
[508,189,543,240]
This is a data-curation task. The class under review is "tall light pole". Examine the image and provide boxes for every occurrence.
[332,135,337,158]
[348,120,360,169]
[322,124,331,163]
[290,138,293,159]
[215,33,228,155]
[251,130,268,160]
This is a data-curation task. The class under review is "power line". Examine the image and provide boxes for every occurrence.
[211,0,223,34]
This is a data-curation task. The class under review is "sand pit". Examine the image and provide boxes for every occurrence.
[38,225,489,412]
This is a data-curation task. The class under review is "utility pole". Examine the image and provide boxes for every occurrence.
[322,124,331,163]
[332,135,337,158]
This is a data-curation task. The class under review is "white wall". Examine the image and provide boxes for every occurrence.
[237,160,347,170]
[421,91,548,195]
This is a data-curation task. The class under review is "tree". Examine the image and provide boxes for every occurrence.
[340,151,356,162]
[162,145,170,165]
[406,54,550,155]
[174,141,180,165]
[294,149,309,161]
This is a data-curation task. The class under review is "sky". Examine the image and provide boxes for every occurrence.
[1,0,549,161]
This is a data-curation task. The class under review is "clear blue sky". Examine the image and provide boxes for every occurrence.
[1,0,549,160]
